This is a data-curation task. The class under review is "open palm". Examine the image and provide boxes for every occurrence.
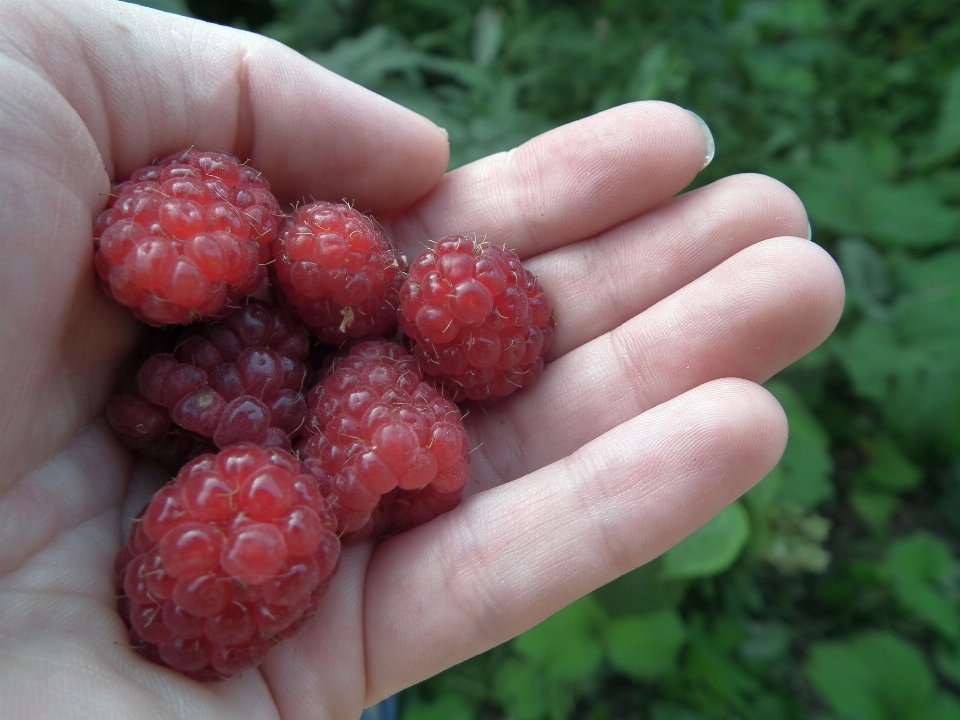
[0,1,844,718]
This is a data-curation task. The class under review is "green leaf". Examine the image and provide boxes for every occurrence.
[805,631,936,720]
[921,694,960,720]
[894,288,960,345]
[937,645,960,686]
[592,559,687,617]
[893,250,960,343]
[850,487,899,531]
[858,182,959,248]
[765,381,834,510]
[650,703,710,720]
[402,694,476,720]
[603,610,687,681]
[833,320,901,403]
[885,533,960,640]
[513,596,604,682]
[833,321,960,453]
[897,249,960,291]
[929,66,960,164]
[837,237,892,322]
[661,502,750,580]
[684,628,760,711]
[746,52,817,95]
[858,436,923,493]
[311,26,546,170]
[795,164,864,237]
[739,623,793,664]
[491,658,550,720]
[935,170,960,203]
[797,143,959,248]
[744,464,783,511]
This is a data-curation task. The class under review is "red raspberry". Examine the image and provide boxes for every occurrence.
[272,201,406,344]
[107,301,310,455]
[106,393,216,471]
[115,443,340,679]
[397,236,555,402]
[299,339,470,537]
[380,486,465,539]
[93,149,282,326]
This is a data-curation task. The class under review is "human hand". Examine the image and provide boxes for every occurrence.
[0,1,844,718]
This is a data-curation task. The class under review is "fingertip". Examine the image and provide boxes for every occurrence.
[764,235,846,343]
[743,378,790,469]
[683,377,790,487]
[614,100,714,177]
[684,109,715,169]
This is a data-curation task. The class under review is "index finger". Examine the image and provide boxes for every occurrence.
[385,102,712,257]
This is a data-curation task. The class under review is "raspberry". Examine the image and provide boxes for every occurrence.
[362,485,465,542]
[272,201,406,344]
[115,443,340,679]
[397,236,555,402]
[299,339,470,537]
[107,300,310,455]
[106,393,216,471]
[93,149,282,326]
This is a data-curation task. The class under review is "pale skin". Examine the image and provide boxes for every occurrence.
[0,0,845,718]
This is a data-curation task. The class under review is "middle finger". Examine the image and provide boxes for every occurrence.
[465,236,843,493]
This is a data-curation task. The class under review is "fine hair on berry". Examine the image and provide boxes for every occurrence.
[115,443,339,679]
[93,149,282,326]
[398,235,555,402]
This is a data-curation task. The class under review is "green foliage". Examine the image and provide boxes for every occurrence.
[306,25,548,168]
[513,597,605,683]
[491,658,557,720]
[763,381,834,511]
[603,610,687,681]
[402,694,476,720]
[927,67,960,165]
[126,0,960,716]
[884,533,960,641]
[805,631,960,720]
[661,502,751,580]
[850,435,923,530]
[797,141,960,249]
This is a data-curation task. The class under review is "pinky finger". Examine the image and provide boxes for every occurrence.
[362,377,788,701]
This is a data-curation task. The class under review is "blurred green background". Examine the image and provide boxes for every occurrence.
[134,0,960,717]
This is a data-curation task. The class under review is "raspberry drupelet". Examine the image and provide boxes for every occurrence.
[299,339,470,539]
[107,300,310,457]
[397,235,555,402]
[93,149,282,326]
[114,443,340,680]
[272,201,407,344]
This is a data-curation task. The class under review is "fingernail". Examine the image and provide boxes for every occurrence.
[687,110,715,169]
[806,220,813,241]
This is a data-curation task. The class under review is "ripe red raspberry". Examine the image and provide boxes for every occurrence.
[93,149,282,326]
[380,485,466,538]
[106,392,216,471]
[272,201,406,344]
[115,443,340,680]
[397,236,555,402]
[299,339,470,537]
[107,301,310,456]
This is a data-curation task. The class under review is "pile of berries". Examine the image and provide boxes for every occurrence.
[96,149,554,680]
